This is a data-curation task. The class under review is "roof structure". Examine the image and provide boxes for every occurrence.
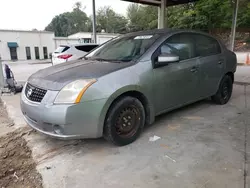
[121,0,199,6]
[0,29,53,34]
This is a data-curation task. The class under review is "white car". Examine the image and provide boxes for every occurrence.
[52,44,98,65]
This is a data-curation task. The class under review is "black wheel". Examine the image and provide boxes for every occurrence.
[212,75,233,105]
[11,87,16,94]
[103,96,145,146]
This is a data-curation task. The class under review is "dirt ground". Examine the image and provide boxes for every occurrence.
[0,103,43,188]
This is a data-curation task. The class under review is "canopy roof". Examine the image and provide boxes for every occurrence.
[121,0,199,6]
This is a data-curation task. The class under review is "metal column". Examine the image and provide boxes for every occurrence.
[230,0,239,51]
[158,0,166,29]
[92,0,97,43]
[0,41,4,92]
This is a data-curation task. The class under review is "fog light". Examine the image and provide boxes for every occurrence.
[53,124,63,135]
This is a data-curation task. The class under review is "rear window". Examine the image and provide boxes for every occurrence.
[75,45,99,52]
[194,34,221,57]
[54,46,70,53]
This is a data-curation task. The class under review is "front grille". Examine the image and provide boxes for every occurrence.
[25,83,47,102]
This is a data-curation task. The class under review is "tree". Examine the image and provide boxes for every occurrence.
[74,1,82,10]
[96,6,128,33]
[167,0,250,31]
[237,0,250,28]
[127,4,157,32]
[45,1,250,37]
[45,2,90,36]
[127,0,250,32]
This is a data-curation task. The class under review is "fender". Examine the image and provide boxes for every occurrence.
[96,85,155,137]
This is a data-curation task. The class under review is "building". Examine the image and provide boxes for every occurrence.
[54,37,80,49]
[0,29,54,61]
[0,30,119,61]
[67,32,120,45]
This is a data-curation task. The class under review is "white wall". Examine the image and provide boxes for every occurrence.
[0,30,120,61]
[68,32,92,39]
[0,30,54,61]
[67,32,119,44]
[97,36,114,44]
[54,38,80,49]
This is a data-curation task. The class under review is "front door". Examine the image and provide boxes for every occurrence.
[10,47,18,60]
[43,47,48,59]
[35,47,40,59]
[26,47,31,60]
[152,33,200,114]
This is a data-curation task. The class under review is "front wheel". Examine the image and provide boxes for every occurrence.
[212,75,233,105]
[103,96,145,146]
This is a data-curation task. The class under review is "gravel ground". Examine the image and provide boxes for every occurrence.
[0,103,43,188]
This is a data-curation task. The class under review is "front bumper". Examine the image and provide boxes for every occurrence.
[20,89,108,139]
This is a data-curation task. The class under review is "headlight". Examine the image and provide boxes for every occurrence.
[54,79,97,104]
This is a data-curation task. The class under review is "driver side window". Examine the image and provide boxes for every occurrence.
[160,33,195,61]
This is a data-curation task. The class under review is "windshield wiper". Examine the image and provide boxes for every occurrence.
[91,58,109,61]
[89,58,125,63]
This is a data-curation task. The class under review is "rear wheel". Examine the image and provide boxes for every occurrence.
[103,96,145,146]
[212,75,233,105]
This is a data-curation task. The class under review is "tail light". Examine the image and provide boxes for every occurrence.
[58,54,72,59]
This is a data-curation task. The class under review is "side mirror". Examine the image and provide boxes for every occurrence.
[155,53,179,67]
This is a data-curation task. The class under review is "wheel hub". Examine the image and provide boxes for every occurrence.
[115,106,140,137]
[222,81,230,99]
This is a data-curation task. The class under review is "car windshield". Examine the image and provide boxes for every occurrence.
[85,34,160,62]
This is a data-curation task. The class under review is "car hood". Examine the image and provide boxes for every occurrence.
[28,60,132,91]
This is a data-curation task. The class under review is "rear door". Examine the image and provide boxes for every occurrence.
[194,34,224,97]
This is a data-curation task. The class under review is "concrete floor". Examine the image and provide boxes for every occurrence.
[1,63,250,188]
[235,66,250,83]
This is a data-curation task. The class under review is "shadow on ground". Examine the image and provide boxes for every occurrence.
[1,84,249,188]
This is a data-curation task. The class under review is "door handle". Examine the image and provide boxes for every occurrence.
[190,66,198,72]
[218,60,223,65]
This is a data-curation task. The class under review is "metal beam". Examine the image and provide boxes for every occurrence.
[92,0,97,43]
[158,0,166,29]
[230,0,239,51]
[140,0,161,5]
[0,40,4,92]
[122,0,199,7]
[158,7,161,29]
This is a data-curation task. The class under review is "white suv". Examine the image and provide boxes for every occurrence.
[52,44,98,65]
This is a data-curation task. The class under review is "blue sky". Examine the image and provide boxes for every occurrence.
[0,0,130,30]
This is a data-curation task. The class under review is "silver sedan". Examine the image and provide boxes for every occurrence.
[21,29,237,146]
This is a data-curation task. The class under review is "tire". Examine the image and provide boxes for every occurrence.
[103,96,145,146]
[212,75,233,105]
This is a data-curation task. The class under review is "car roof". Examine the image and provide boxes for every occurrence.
[60,44,98,48]
[125,28,174,36]
[73,44,98,47]
[123,28,213,38]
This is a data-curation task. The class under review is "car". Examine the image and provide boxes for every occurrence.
[20,29,237,146]
[52,44,98,65]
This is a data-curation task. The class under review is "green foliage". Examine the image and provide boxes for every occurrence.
[96,6,128,33]
[45,2,90,36]
[246,38,250,44]
[45,1,250,36]
[128,0,250,32]
[127,4,158,31]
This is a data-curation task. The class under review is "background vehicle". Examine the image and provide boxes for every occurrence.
[21,29,237,146]
[52,44,98,65]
